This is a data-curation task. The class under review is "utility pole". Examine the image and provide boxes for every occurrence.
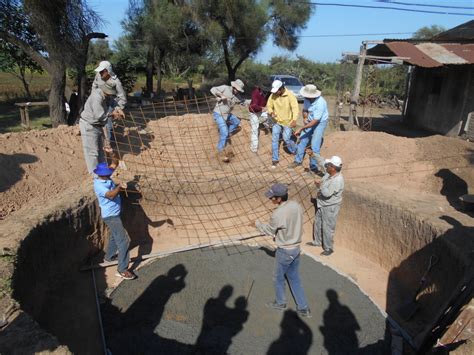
[349,42,367,126]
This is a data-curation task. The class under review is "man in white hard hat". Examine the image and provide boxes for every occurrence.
[92,61,127,143]
[290,84,328,173]
[210,79,245,162]
[308,156,344,256]
[266,80,298,168]
[79,81,123,173]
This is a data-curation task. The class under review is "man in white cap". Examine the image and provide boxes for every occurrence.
[92,61,127,143]
[254,183,311,318]
[79,81,123,173]
[308,156,344,256]
[266,80,298,168]
[290,84,328,173]
[210,79,245,162]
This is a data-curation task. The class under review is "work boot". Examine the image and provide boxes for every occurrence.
[217,151,230,163]
[321,249,334,256]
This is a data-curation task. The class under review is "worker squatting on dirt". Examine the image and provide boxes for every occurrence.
[93,152,136,280]
[291,84,329,174]
[307,156,345,256]
[92,61,127,144]
[254,183,312,318]
[266,80,299,168]
[79,81,123,173]
[210,79,245,162]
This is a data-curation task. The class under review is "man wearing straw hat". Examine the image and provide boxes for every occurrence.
[79,81,123,173]
[93,158,136,280]
[290,84,328,173]
[210,79,245,162]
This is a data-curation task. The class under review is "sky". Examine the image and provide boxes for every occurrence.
[87,0,474,63]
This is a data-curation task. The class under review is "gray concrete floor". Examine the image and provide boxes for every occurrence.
[102,245,390,354]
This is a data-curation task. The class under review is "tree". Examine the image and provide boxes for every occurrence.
[0,15,43,98]
[413,25,447,40]
[192,0,313,81]
[0,0,103,126]
[87,39,114,65]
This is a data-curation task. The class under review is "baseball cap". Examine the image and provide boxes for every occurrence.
[265,183,288,198]
[95,60,112,73]
[324,156,342,167]
[270,80,283,93]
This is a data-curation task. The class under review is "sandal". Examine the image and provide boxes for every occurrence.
[115,270,137,280]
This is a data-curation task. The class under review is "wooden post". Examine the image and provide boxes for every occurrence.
[349,43,367,126]
[24,105,30,129]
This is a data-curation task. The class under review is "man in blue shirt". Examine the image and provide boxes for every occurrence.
[93,153,136,280]
[289,85,329,173]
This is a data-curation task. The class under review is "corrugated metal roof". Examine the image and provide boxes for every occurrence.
[367,41,474,67]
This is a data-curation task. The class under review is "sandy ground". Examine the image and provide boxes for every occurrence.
[1,107,473,313]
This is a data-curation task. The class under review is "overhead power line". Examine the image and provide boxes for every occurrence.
[375,1,474,11]
[303,1,474,16]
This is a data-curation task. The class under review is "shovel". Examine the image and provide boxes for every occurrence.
[398,254,439,321]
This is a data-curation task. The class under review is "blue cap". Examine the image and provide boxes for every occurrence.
[265,183,288,198]
[93,162,114,176]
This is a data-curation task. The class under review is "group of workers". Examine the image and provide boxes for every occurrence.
[78,64,345,314]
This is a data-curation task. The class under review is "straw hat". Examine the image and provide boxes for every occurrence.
[299,84,321,98]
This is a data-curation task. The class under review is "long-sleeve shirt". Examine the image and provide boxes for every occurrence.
[92,73,127,110]
[80,88,109,126]
[266,88,299,127]
[249,87,267,113]
[256,200,303,248]
[210,85,242,116]
[317,173,344,207]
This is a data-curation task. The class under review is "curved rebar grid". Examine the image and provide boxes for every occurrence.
[107,96,317,255]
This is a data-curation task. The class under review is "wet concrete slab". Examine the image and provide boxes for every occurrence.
[102,245,390,354]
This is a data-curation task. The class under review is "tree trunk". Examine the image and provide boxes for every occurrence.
[18,66,32,99]
[146,45,155,97]
[48,61,67,127]
[156,49,165,95]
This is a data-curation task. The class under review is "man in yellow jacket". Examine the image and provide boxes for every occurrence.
[266,80,299,168]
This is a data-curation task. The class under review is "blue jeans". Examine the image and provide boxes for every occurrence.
[309,120,328,170]
[213,112,240,152]
[272,124,297,162]
[273,247,309,310]
[103,215,131,273]
[294,127,315,164]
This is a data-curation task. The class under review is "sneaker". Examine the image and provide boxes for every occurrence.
[321,249,334,256]
[266,301,287,311]
[306,242,321,247]
[271,160,279,169]
[297,308,312,318]
[217,152,230,163]
[115,270,137,280]
[104,253,118,263]
[288,162,301,169]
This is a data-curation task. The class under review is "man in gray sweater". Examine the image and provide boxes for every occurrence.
[79,82,122,173]
[308,156,345,256]
[255,183,311,318]
[210,79,245,162]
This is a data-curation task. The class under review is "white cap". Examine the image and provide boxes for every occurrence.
[271,80,283,93]
[325,156,342,167]
[95,60,112,73]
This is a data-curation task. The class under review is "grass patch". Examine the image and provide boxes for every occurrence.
[0,102,51,133]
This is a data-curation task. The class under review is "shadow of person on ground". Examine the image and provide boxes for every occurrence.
[121,176,174,270]
[102,264,188,354]
[267,309,313,355]
[435,169,472,216]
[0,153,38,193]
[195,285,249,354]
[320,289,360,354]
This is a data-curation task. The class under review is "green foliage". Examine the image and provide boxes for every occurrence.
[413,25,447,40]
[113,56,138,94]
[87,39,114,66]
